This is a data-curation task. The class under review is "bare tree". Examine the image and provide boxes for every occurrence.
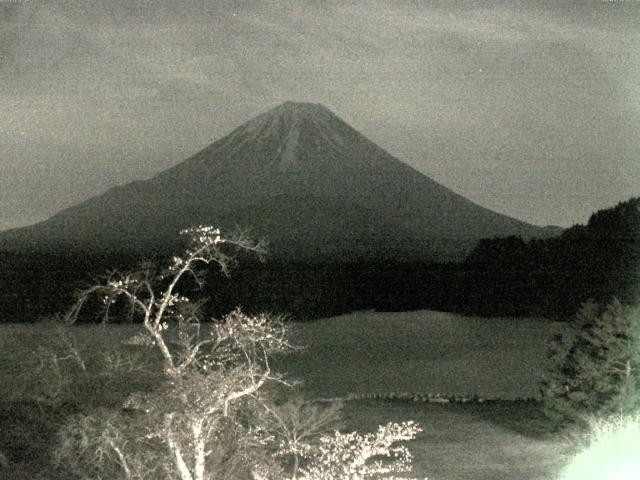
[257,398,344,479]
[66,226,269,376]
[56,225,425,480]
[59,226,293,480]
[296,421,424,480]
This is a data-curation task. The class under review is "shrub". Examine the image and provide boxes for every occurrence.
[297,421,423,480]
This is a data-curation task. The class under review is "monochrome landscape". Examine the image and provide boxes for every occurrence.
[1,1,639,479]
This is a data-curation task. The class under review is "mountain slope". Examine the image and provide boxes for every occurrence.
[0,101,560,261]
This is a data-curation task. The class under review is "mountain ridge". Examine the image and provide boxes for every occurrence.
[0,101,561,261]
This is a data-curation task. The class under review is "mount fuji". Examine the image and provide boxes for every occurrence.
[1,102,559,261]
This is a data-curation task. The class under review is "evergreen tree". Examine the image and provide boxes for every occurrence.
[541,299,640,425]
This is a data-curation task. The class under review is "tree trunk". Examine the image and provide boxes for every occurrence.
[165,414,194,480]
[193,418,206,480]
[152,330,176,374]
[292,452,299,480]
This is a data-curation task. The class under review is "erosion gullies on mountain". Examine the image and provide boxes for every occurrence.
[0,102,559,261]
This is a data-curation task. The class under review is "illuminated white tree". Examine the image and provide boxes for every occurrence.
[58,226,426,480]
[67,225,268,375]
[61,227,293,480]
[297,421,425,480]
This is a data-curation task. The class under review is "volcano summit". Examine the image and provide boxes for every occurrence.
[1,102,558,261]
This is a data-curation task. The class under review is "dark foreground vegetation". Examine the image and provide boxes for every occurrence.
[0,198,638,478]
[1,227,428,480]
[1,197,637,323]
[2,301,636,479]
[0,315,569,480]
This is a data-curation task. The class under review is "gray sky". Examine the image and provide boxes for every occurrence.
[1,0,639,230]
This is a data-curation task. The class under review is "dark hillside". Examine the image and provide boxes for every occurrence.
[461,197,640,317]
[0,102,557,262]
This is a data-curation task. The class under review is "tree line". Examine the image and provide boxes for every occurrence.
[461,197,639,318]
[1,197,637,322]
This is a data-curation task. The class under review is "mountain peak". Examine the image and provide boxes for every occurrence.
[0,102,559,260]
[248,101,336,129]
[227,101,359,172]
[270,101,331,115]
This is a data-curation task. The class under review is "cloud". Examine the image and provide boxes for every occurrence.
[0,2,100,71]
[1,0,639,227]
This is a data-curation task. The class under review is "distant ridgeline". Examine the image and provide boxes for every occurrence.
[0,198,637,323]
[0,101,559,322]
[459,197,640,317]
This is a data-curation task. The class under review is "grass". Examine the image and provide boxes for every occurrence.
[342,400,572,480]
[275,309,565,400]
[0,310,572,479]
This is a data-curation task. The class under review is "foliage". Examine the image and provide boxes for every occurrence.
[52,226,424,480]
[13,321,157,410]
[255,397,344,479]
[297,421,424,480]
[3,197,637,323]
[15,323,89,408]
[464,197,640,318]
[65,226,269,375]
[541,299,640,425]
